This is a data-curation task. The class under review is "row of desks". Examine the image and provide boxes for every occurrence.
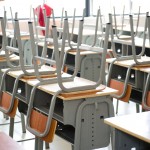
[6,60,150,150]
[7,64,150,150]
[1,22,150,149]
[106,56,150,105]
[4,68,117,149]
[105,33,150,149]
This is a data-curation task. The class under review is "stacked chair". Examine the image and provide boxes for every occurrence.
[63,8,107,83]
[0,9,28,137]
[107,10,150,113]
[142,15,150,111]
[0,11,56,138]
[113,6,141,40]
[142,72,150,111]
[25,18,111,150]
[0,6,114,150]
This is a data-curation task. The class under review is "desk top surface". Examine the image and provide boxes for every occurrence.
[116,25,144,32]
[0,31,30,41]
[5,68,117,100]
[104,111,150,143]
[73,28,103,36]
[38,42,101,55]
[0,54,19,62]
[27,77,117,100]
[106,57,150,72]
[112,36,150,48]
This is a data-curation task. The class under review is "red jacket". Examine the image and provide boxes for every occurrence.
[35,4,53,35]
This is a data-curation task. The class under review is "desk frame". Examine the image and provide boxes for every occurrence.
[5,72,116,150]
[114,129,150,150]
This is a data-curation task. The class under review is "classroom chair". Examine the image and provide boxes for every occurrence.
[142,72,150,111]
[107,12,150,114]
[26,16,111,150]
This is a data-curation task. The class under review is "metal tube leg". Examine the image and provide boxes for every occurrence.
[35,137,39,150]
[116,100,119,114]
[35,137,44,150]
[45,142,49,149]
[20,113,26,133]
[111,127,115,150]
[136,104,140,113]
[38,138,43,150]
[9,117,14,138]
[71,144,74,150]
[3,113,9,120]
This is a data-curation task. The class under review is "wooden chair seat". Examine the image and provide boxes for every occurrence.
[142,91,150,111]
[0,132,24,150]
[0,91,18,118]
[30,109,57,143]
[109,79,132,102]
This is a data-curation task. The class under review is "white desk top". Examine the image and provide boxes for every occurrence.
[113,37,150,48]
[106,57,150,71]
[26,76,117,100]
[116,25,144,33]
[0,54,19,62]
[38,42,101,55]
[104,111,150,143]
[4,68,117,100]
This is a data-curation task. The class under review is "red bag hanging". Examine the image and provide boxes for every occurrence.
[35,4,53,35]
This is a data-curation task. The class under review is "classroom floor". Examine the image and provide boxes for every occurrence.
[0,99,141,150]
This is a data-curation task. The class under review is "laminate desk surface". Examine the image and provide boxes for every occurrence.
[0,31,30,41]
[113,36,150,48]
[65,47,101,55]
[104,111,150,144]
[0,54,19,62]
[3,65,56,79]
[115,25,144,33]
[38,42,54,50]
[8,34,30,41]
[139,67,150,73]
[38,42,101,55]
[27,77,117,100]
[58,27,103,36]
[73,28,103,36]
[106,57,150,69]
[5,69,118,100]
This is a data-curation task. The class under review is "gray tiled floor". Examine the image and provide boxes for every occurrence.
[0,99,141,150]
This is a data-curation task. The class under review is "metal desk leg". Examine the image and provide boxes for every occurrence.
[74,96,114,150]
[115,129,150,150]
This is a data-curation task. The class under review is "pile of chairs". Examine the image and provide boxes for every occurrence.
[0,5,111,150]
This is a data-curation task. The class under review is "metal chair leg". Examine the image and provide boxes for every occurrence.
[116,100,119,114]
[71,144,74,150]
[35,137,39,150]
[9,117,14,138]
[45,142,49,149]
[136,104,140,113]
[35,136,44,150]
[38,138,43,150]
[3,113,9,120]
[20,113,26,133]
